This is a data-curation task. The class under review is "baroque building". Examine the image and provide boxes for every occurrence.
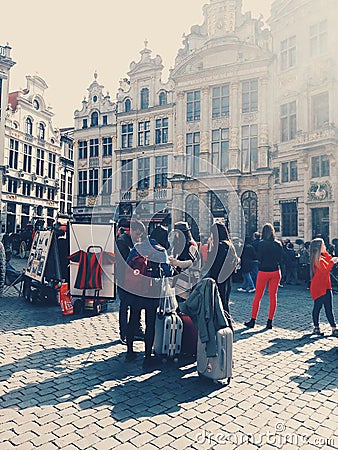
[3,75,73,232]
[72,0,338,243]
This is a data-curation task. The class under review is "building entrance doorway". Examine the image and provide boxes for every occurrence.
[311,207,329,242]
[241,191,258,239]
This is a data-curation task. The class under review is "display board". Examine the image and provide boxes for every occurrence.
[69,223,115,298]
[25,230,54,283]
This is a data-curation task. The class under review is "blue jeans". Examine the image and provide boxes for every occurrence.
[250,261,259,286]
[312,289,336,328]
[241,272,255,291]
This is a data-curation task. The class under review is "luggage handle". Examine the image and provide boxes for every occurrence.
[87,245,103,253]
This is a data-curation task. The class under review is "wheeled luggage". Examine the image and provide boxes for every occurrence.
[153,313,183,359]
[178,312,198,356]
[197,327,233,384]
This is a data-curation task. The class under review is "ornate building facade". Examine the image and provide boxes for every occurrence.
[2,75,73,232]
[72,0,338,243]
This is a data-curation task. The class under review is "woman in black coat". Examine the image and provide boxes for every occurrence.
[204,222,240,313]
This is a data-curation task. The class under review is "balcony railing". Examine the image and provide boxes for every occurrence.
[295,124,338,146]
[25,133,33,142]
[120,190,132,201]
[101,195,111,206]
[154,187,171,200]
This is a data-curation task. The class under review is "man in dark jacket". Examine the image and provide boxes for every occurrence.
[237,238,257,293]
[116,218,143,344]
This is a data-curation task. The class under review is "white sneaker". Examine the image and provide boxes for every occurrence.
[248,288,256,293]
[237,288,247,292]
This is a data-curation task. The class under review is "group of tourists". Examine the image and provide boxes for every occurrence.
[115,218,338,368]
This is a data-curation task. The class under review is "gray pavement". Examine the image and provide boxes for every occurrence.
[0,257,337,449]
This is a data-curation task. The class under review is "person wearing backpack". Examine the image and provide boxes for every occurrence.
[125,220,172,368]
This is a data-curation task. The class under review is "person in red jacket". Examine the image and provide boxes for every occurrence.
[309,237,338,336]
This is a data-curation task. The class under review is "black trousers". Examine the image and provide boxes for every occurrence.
[118,286,143,340]
[127,295,159,357]
[312,289,336,328]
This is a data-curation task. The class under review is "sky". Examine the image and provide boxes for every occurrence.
[1,0,272,128]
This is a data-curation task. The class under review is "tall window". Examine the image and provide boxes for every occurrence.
[312,92,329,129]
[186,132,200,176]
[22,182,31,196]
[23,144,32,173]
[140,88,149,109]
[155,118,168,144]
[159,91,167,106]
[310,20,327,56]
[67,174,73,202]
[38,123,45,140]
[281,160,298,182]
[212,85,230,118]
[121,159,133,191]
[102,168,112,195]
[280,101,297,141]
[102,137,112,156]
[122,124,133,148]
[242,79,258,113]
[125,99,131,112]
[82,119,88,129]
[78,171,87,196]
[25,117,33,135]
[78,140,88,159]
[48,153,56,179]
[47,187,55,201]
[9,139,19,169]
[102,115,108,126]
[91,111,99,127]
[137,158,150,189]
[60,173,66,200]
[35,185,44,199]
[212,128,229,172]
[8,179,18,194]
[281,201,298,236]
[241,125,258,173]
[312,155,330,178]
[187,90,200,122]
[36,149,45,176]
[155,155,168,188]
[138,121,150,146]
[281,36,296,70]
[88,169,99,195]
[89,138,99,157]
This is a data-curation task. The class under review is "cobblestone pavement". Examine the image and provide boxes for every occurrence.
[0,257,337,449]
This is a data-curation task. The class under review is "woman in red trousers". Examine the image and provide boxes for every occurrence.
[309,238,338,336]
[244,223,283,329]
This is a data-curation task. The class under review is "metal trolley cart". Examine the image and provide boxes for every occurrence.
[68,223,115,315]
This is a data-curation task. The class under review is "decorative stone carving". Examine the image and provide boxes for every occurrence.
[242,113,258,124]
[259,124,269,146]
[200,131,209,153]
[308,181,332,201]
[230,127,239,148]
[176,134,184,154]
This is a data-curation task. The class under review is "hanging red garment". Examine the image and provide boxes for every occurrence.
[68,250,115,290]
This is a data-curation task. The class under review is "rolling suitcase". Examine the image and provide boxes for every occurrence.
[197,327,233,385]
[178,312,198,356]
[153,313,183,360]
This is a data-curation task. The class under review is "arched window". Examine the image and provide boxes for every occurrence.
[140,88,149,109]
[38,123,45,140]
[241,190,258,239]
[159,91,167,106]
[25,117,33,135]
[91,111,99,127]
[125,99,131,112]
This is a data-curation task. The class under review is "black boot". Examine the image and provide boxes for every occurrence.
[266,319,273,329]
[244,318,256,328]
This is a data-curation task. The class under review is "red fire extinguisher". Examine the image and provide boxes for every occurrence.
[59,283,73,315]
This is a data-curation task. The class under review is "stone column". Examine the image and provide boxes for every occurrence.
[229,82,240,171]
[258,77,269,169]
[200,87,210,173]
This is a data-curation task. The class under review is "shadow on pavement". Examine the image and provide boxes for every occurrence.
[290,347,338,392]
[0,348,225,416]
[260,333,325,355]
